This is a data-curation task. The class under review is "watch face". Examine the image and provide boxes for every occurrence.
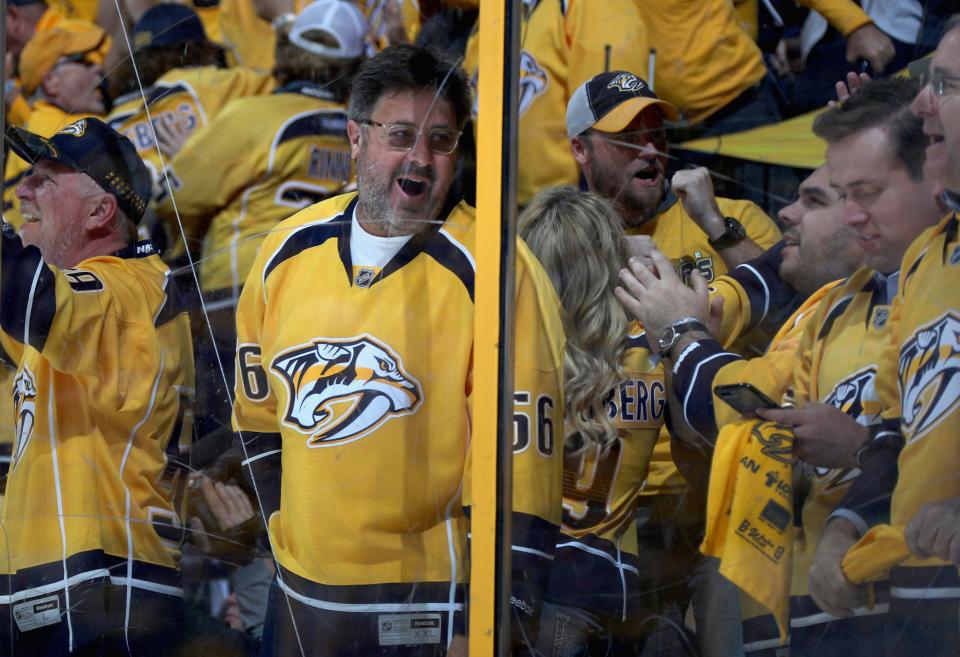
[729,218,746,239]
[658,327,677,354]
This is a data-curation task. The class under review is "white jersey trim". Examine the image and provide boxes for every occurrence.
[789,603,888,628]
[892,586,960,600]
[438,227,476,272]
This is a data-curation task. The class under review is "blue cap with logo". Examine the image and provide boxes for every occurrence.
[566,71,680,138]
[6,118,152,223]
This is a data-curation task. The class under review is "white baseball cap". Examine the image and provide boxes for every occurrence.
[290,0,368,60]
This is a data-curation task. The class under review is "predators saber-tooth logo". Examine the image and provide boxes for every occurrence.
[11,367,38,471]
[900,311,960,443]
[824,367,880,425]
[271,336,422,447]
[815,367,878,488]
[58,119,87,137]
[607,73,646,93]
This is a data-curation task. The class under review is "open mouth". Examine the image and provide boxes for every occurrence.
[633,168,661,185]
[396,177,427,198]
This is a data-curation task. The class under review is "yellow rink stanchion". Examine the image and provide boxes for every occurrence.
[471,0,520,656]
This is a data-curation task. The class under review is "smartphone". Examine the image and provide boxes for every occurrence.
[714,383,779,415]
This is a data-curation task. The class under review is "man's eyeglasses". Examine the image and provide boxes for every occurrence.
[54,53,97,69]
[918,68,960,98]
[362,120,462,155]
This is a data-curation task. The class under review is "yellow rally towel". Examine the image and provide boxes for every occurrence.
[701,419,795,641]
[841,524,912,585]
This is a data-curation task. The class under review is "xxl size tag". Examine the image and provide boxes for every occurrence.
[377,613,442,646]
[13,595,61,632]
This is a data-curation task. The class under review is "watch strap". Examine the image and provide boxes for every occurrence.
[708,216,747,249]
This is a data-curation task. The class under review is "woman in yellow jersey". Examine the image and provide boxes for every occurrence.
[519,186,665,655]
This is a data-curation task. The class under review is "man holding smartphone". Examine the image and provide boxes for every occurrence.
[618,77,945,656]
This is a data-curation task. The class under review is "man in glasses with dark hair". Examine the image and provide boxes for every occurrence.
[232,44,564,656]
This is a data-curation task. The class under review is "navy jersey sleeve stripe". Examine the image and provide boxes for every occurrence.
[833,418,904,529]
[239,431,282,518]
[727,242,795,330]
[672,339,742,441]
[510,511,558,651]
[1,226,56,352]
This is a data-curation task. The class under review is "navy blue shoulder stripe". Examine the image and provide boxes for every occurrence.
[422,231,475,302]
[903,250,925,286]
[263,203,355,283]
[817,295,854,341]
[276,110,349,146]
[154,272,188,328]
[942,215,959,264]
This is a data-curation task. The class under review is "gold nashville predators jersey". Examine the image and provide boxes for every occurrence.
[106,66,274,189]
[640,195,782,495]
[464,0,650,206]
[881,214,960,555]
[0,233,194,596]
[783,267,893,627]
[233,193,564,612]
[155,82,353,297]
[3,102,98,230]
[547,325,664,621]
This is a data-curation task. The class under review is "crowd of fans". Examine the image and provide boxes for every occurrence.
[0,0,958,656]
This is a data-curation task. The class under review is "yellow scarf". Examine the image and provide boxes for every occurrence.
[701,419,795,641]
[841,524,912,584]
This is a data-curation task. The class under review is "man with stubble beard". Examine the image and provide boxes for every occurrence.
[233,45,565,657]
[567,70,782,656]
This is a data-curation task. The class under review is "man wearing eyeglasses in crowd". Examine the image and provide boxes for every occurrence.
[232,45,564,656]
[2,19,108,227]
[810,16,960,657]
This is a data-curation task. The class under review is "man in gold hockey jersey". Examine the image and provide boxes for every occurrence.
[811,19,960,657]
[154,0,366,438]
[0,118,194,656]
[3,19,109,227]
[618,77,944,657]
[106,3,273,211]
[232,45,564,656]
[567,68,782,657]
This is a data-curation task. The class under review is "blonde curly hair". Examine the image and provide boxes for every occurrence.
[519,186,629,453]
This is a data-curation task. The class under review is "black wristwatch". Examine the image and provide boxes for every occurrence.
[708,216,747,249]
[657,317,708,358]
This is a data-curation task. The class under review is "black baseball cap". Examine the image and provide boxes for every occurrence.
[133,3,208,49]
[6,118,151,223]
[566,71,680,138]
[7,0,47,6]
